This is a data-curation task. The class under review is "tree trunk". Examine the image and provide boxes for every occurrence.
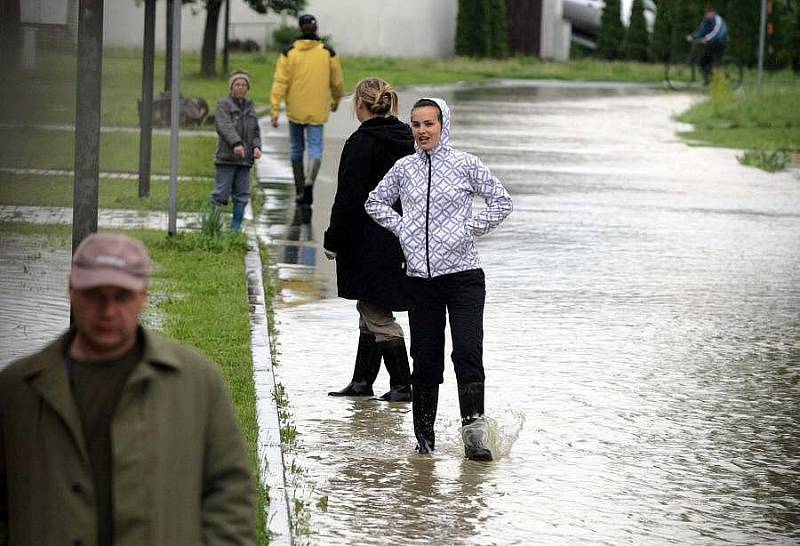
[201,0,222,77]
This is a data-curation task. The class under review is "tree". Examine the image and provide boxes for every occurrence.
[650,0,673,61]
[487,0,509,58]
[201,0,223,77]
[456,0,508,58]
[790,0,800,71]
[597,0,624,59]
[200,0,306,78]
[624,0,650,61]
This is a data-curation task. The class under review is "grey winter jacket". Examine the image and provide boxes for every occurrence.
[366,98,512,278]
[215,95,261,166]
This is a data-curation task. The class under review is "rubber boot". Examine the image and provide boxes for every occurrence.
[291,160,305,203]
[412,385,439,454]
[457,382,493,461]
[301,158,321,205]
[328,333,381,397]
[373,339,412,402]
[231,202,246,232]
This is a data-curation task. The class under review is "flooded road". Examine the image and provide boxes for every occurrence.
[260,82,800,544]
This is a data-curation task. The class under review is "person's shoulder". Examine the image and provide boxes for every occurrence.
[144,329,220,379]
[322,43,337,57]
[0,333,68,388]
[281,43,296,57]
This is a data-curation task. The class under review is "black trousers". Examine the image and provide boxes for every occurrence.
[700,41,726,82]
[406,269,486,387]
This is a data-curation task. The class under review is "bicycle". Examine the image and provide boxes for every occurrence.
[665,40,743,91]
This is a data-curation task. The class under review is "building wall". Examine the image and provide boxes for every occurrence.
[102,1,278,52]
[101,0,458,58]
[303,0,458,58]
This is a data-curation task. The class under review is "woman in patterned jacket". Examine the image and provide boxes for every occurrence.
[366,97,513,461]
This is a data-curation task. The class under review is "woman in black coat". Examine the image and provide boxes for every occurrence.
[323,78,415,402]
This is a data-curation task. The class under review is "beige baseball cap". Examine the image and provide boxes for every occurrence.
[70,233,151,291]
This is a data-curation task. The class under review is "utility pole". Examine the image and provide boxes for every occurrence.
[223,0,231,77]
[757,0,767,86]
[138,0,156,198]
[168,0,181,236]
[72,0,104,253]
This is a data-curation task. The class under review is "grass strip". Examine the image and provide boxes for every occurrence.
[677,84,800,154]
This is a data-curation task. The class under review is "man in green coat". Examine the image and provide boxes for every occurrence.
[0,233,255,546]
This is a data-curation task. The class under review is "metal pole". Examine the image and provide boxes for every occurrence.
[168,0,180,236]
[138,0,156,198]
[223,0,231,76]
[72,0,104,253]
[757,0,767,86]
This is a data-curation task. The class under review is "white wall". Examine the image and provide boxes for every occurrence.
[103,1,278,52]
[281,0,458,58]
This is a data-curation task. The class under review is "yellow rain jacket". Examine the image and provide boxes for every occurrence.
[271,35,344,125]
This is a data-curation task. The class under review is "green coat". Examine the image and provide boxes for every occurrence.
[0,328,255,546]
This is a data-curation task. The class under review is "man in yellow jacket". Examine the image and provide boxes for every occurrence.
[271,14,344,205]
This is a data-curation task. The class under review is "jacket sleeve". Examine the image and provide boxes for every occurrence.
[201,369,255,546]
[250,103,261,151]
[366,162,404,236]
[216,99,242,147]
[324,137,370,253]
[466,156,513,236]
[692,19,712,40]
[329,54,344,111]
[271,53,291,118]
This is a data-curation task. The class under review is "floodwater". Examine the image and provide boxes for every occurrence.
[0,233,71,366]
[259,81,800,545]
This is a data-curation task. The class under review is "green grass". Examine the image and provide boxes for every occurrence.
[0,127,216,177]
[2,48,667,128]
[677,84,800,154]
[0,222,269,544]
[0,174,213,211]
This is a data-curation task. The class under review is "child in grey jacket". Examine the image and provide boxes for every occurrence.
[366,97,512,461]
[211,69,262,232]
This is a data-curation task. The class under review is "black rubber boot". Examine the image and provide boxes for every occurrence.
[291,160,305,203]
[328,333,381,397]
[457,382,493,461]
[412,384,439,454]
[300,158,321,205]
[373,339,412,402]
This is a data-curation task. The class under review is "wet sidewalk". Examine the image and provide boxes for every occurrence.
[258,82,800,545]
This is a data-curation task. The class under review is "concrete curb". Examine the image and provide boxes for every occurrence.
[244,228,293,545]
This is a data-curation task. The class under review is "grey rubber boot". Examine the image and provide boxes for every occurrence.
[373,339,412,402]
[301,158,321,205]
[328,333,381,397]
[291,160,305,203]
[457,382,493,461]
[412,385,439,454]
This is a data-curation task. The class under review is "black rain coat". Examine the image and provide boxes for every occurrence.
[324,116,414,310]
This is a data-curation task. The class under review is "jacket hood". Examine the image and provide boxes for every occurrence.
[412,97,451,155]
[295,34,322,50]
[358,116,414,156]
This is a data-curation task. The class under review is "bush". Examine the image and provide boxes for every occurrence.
[737,149,791,172]
[624,0,650,61]
[597,0,624,60]
[272,25,300,51]
[456,0,508,59]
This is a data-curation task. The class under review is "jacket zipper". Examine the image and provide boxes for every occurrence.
[425,152,432,278]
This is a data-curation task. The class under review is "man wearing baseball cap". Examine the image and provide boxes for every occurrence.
[0,233,255,545]
[271,13,344,205]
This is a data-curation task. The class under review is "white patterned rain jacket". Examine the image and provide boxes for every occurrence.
[366,97,513,279]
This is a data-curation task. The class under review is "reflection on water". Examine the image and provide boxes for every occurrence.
[266,83,800,544]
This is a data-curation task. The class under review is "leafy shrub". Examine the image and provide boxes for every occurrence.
[737,149,791,173]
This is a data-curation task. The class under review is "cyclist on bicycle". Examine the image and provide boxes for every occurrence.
[686,3,729,85]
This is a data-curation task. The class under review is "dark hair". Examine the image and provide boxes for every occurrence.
[411,99,443,123]
[705,3,716,11]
